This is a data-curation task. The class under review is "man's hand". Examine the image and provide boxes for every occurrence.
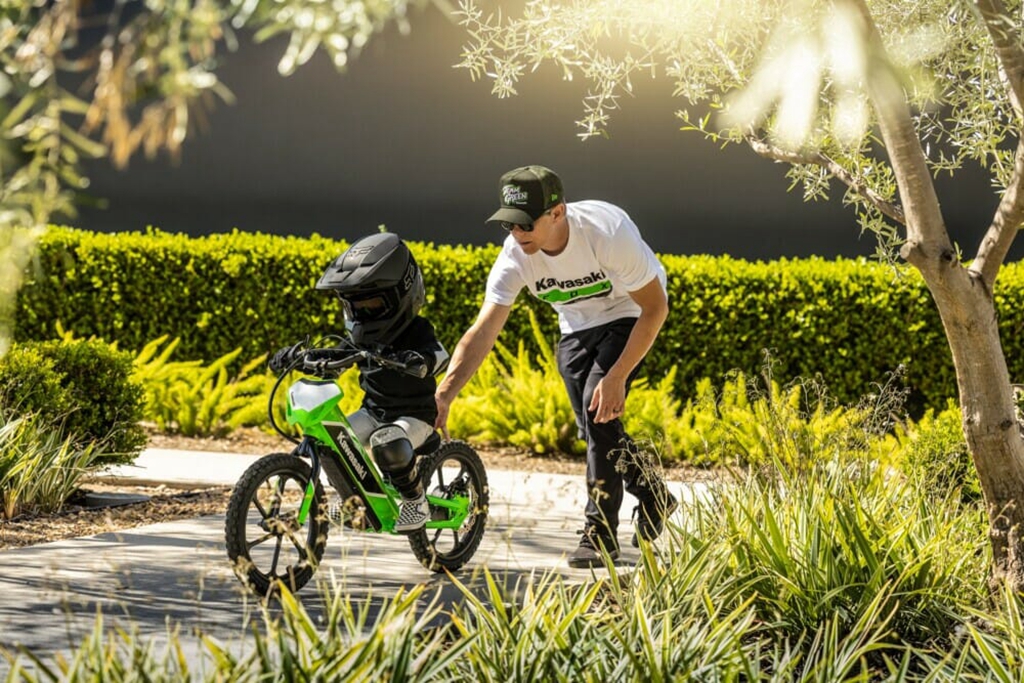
[589,374,627,424]
[434,391,452,440]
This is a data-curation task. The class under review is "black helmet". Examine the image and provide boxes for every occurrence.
[316,232,425,345]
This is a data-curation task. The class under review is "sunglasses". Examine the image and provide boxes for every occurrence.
[499,208,553,233]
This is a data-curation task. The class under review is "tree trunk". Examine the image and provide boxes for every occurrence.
[911,251,1024,589]
[847,0,1024,590]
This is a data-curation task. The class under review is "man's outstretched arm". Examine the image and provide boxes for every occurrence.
[434,301,512,437]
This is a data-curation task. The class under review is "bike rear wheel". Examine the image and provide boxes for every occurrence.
[408,440,489,572]
[224,452,328,597]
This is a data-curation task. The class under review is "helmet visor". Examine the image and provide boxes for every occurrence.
[341,292,392,322]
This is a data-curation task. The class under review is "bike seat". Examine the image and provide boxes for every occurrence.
[415,431,442,455]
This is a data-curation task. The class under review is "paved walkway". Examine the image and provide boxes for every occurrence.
[0,448,705,671]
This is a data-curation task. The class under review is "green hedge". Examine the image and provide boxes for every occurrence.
[0,338,146,464]
[654,254,953,415]
[14,226,545,375]
[16,225,1018,413]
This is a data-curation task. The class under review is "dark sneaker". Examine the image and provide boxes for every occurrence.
[567,526,620,568]
[394,494,429,533]
[631,492,679,547]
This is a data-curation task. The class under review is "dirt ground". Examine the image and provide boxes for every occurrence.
[0,484,234,550]
[0,427,711,550]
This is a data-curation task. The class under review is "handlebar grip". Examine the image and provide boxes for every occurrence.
[402,363,429,379]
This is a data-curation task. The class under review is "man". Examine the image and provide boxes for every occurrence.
[434,164,677,568]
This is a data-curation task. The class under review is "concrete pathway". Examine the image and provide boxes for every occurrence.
[0,449,706,672]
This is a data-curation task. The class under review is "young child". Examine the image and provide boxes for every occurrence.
[270,232,449,532]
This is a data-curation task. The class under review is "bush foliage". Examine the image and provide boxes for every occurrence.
[15,226,1000,414]
[133,336,274,437]
[0,338,146,463]
[893,399,979,502]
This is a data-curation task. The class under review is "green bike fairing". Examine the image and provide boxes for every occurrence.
[285,377,471,532]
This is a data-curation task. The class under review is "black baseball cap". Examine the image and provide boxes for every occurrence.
[486,165,564,226]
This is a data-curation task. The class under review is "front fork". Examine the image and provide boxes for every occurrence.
[296,438,321,526]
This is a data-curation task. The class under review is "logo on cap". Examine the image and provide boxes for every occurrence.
[502,184,529,206]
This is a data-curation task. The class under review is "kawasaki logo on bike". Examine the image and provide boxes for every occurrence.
[337,436,368,480]
[535,271,612,304]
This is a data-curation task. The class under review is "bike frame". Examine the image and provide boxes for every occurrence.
[285,377,471,534]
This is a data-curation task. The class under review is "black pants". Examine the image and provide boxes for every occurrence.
[556,318,664,538]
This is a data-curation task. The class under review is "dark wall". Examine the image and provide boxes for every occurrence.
[76,6,1006,260]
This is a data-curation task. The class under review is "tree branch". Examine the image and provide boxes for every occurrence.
[743,135,906,225]
[976,0,1024,120]
[971,0,1024,286]
[974,135,1024,286]
[840,0,950,268]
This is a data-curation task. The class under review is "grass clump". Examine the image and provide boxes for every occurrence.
[2,428,997,681]
[0,410,99,518]
[700,461,986,647]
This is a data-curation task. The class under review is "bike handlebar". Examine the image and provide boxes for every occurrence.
[268,341,422,444]
[299,347,417,377]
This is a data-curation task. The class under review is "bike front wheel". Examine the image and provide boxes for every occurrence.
[408,440,489,572]
[224,452,328,597]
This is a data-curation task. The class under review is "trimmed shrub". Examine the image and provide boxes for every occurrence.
[0,339,146,464]
[654,254,952,416]
[15,228,343,363]
[0,344,67,416]
[22,225,1024,414]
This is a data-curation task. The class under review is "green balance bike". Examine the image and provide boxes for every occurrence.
[224,341,489,597]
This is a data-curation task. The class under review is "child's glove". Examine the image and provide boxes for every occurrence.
[386,349,429,378]
[269,342,304,374]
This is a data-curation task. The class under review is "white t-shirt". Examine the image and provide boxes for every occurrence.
[484,200,667,334]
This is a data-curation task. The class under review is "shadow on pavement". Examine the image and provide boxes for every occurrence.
[0,510,645,668]
[0,470,698,672]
